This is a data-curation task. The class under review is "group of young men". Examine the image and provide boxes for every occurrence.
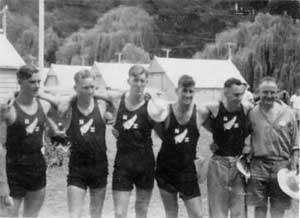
[0,64,298,218]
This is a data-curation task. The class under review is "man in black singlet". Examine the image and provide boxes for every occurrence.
[96,65,168,218]
[40,69,110,218]
[0,65,53,217]
[202,78,252,218]
[155,75,203,218]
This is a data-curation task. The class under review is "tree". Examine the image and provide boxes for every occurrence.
[45,28,61,65]
[121,43,150,63]
[56,6,156,64]
[194,13,300,93]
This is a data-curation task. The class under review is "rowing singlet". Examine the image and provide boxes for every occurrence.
[157,105,200,169]
[6,100,46,162]
[66,98,106,165]
[114,94,153,150]
[209,102,251,156]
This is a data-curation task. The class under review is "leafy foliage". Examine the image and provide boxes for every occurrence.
[56,6,155,64]
[194,13,300,93]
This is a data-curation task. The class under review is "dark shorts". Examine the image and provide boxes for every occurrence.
[112,148,155,191]
[67,154,108,190]
[247,158,291,209]
[6,157,46,198]
[156,164,200,200]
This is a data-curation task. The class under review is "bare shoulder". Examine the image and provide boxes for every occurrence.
[205,101,220,118]
[241,101,254,114]
[97,99,107,111]
[39,99,51,115]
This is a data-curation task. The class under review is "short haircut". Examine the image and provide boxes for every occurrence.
[259,76,277,85]
[17,65,39,80]
[178,75,195,88]
[128,65,149,78]
[224,78,242,88]
[74,69,95,84]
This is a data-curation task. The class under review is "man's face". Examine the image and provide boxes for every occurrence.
[19,73,41,97]
[74,77,95,99]
[176,85,195,105]
[128,73,148,97]
[259,81,278,107]
[224,84,245,106]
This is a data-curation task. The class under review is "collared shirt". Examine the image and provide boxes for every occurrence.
[290,94,300,109]
[249,101,299,159]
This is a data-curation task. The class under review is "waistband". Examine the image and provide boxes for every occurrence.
[252,156,289,161]
[211,154,239,167]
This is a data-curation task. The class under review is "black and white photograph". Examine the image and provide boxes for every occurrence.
[0,0,299,218]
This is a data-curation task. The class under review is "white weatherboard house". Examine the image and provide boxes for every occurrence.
[43,64,92,97]
[0,31,25,103]
[148,56,247,104]
[91,62,149,91]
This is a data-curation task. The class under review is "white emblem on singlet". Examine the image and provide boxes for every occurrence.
[79,118,94,135]
[174,128,188,144]
[123,114,138,130]
[223,116,237,130]
[25,117,39,135]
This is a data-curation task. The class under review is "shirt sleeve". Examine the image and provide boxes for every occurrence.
[290,95,295,103]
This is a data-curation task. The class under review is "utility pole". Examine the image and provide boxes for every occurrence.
[39,0,44,70]
[2,5,7,36]
[226,42,235,60]
[115,52,122,63]
[161,48,171,58]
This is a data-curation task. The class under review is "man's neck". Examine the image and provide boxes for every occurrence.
[127,91,144,105]
[259,102,274,112]
[77,96,93,109]
[16,91,34,106]
[223,98,240,112]
[176,102,192,114]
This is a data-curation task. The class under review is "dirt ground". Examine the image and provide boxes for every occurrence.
[23,127,300,218]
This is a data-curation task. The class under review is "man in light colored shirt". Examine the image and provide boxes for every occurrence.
[290,89,300,127]
[247,77,299,218]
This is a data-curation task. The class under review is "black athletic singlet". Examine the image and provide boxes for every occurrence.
[114,94,153,150]
[209,102,251,156]
[157,105,200,169]
[66,98,106,165]
[6,99,46,162]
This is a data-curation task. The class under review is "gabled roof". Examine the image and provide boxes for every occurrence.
[148,56,246,88]
[92,62,149,90]
[0,32,25,69]
[46,64,91,89]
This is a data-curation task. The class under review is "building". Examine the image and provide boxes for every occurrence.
[147,56,247,104]
[91,62,149,91]
[43,64,91,97]
[0,31,25,103]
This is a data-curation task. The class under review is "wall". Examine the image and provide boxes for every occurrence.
[0,69,18,103]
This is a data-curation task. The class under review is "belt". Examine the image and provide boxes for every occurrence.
[252,156,288,161]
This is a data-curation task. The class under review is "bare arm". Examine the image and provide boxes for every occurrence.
[200,102,220,132]
[196,105,211,128]
[94,89,122,104]
[38,92,72,114]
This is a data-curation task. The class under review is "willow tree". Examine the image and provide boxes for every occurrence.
[194,13,300,93]
[56,6,156,64]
